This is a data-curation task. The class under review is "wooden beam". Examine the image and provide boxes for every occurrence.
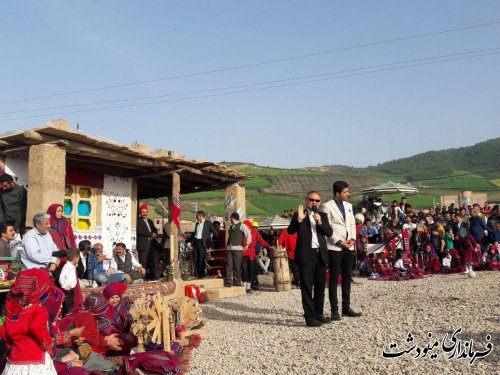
[23,130,44,142]
[0,140,12,147]
[20,131,175,169]
[2,140,68,155]
[134,169,176,179]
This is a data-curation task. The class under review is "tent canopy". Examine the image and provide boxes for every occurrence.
[257,215,291,230]
[362,181,419,197]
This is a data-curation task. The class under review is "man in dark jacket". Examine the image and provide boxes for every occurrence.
[469,207,487,253]
[136,204,159,279]
[287,191,333,327]
[190,211,219,278]
[0,174,27,231]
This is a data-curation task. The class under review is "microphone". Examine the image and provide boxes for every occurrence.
[311,206,321,221]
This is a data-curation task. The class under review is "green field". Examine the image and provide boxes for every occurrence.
[490,179,500,187]
[150,140,500,219]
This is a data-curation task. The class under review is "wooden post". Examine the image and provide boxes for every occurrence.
[162,308,171,352]
[171,172,181,278]
[27,144,66,226]
[224,183,246,241]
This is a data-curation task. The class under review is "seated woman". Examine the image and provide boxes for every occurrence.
[85,292,136,355]
[374,258,400,280]
[60,292,123,357]
[47,203,76,253]
[405,261,423,279]
[485,244,500,271]
[102,282,134,333]
[423,243,441,273]
[449,248,465,273]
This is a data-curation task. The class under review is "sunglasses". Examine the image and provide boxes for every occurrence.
[308,198,321,203]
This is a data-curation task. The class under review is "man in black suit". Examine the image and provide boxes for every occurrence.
[191,210,219,278]
[287,191,333,327]
[136,204,159,280]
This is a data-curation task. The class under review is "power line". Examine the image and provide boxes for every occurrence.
[1,20,500,105]
[3,47,499,116]
[2,49,499,122]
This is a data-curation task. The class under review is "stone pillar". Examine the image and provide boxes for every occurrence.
[26,144,66,225]
[224,183,246,235]
[170,172,180,278]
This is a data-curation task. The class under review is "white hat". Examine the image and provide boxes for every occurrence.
[355,213,365,223]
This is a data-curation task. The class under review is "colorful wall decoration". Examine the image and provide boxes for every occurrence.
[101,175,132,258]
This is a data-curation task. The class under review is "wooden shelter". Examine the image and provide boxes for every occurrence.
[0,119,248,275]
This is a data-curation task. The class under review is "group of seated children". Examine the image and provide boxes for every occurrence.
[359,240,499,281]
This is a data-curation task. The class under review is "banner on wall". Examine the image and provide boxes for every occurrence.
[101,175,132,258]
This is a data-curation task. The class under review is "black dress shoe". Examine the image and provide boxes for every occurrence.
[331,311,342,321]
[305,319,322,327]
[342,308,362,317]
[315,316,331,324]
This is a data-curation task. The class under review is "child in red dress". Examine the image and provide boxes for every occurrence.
[463,234,481,274]
[0,269,57,374]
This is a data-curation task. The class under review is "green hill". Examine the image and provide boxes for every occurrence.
[156,138,500,220]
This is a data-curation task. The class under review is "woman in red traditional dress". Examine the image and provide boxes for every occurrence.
[59,292,122,357]
[423,243,441,273]
[47,204,77,252]
[102,282,134,333]
[0,269,57,375]
[46,203,84,314]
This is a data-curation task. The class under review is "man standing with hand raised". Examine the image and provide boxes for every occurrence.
[322,181,362,321]
[287,191,333,327]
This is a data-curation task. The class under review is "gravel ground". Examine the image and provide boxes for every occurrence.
[189,272,499,375]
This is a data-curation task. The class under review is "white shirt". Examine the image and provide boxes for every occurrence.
[59,261,77,290]
[195,220,205,239]
[442,257,451,268]
[21,228,58,270]
[143,218,152,232]
[394,258,406,270]
[308,210,320,248]
[109,252,142,273]
[80,252,87,273]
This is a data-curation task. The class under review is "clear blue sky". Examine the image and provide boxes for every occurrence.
[1,1,499,168]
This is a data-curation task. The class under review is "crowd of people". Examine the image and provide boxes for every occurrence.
[0,174,180,374]
[354,199,500,280]
[0,169,498,371]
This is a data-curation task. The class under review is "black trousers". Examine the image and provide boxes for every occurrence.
[193,239,207,278]
[138,248,149,273]
[62,288,75,317]
[298,252,326,322]
[241,255,254,283]
[289,258,300,286]
[328,249,354,312]
[251,256,260,285]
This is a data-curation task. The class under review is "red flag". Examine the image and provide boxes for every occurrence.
[171,191,181,229]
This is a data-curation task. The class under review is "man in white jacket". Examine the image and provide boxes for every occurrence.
[321,181,362,320]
